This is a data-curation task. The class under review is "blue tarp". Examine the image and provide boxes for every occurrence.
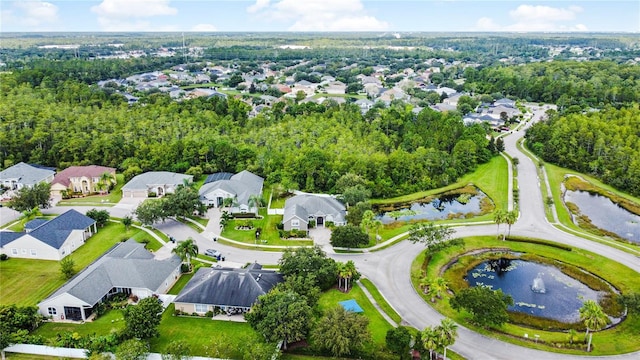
[339,299,364,313]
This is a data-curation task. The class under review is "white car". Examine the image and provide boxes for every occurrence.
[204,249,221,258]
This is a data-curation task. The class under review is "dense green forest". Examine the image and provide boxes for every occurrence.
[526,106,640,197]
[0,72,493,198]
[463,61,640,108]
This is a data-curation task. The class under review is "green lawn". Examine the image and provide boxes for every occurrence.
[5,215,55,232]
[317,284,393,346]
[411,235,640,356]
[167,273,194,295]
[0,222,143,306]
[222,209,313,246]
[56,174,125,206]
[33,308,126,338]
[149,304,261,358]
[358,278,402,324]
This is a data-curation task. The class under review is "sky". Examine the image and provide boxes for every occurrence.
[1,0,638,33]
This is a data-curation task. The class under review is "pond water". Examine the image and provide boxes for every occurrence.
[375,191,487,224]
[465,259,606,323]
[564,190,640,244]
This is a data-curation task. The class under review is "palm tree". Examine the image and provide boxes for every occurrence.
[172,238,199,271]
[222,197,234,213]
[248,194,262,214]
[419,275,430,295]
[99,171,115,194]
[579,300,608,352]
[566,328,579,345]
[437,318,458,360]
[504,210,517,238]
[431,277,449,300]
[493,209,507,240]
[371,219,383,243]
[422,326,439,360]
[122,215,133,231]
[22,207,42,222]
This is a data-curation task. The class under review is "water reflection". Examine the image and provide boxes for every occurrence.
[375,191,488,224]
[564,190,640,244]
[466,259,606,323]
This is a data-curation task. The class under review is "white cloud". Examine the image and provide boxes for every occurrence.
[247,0,270,14]
[1,0,59,29]
[191,23,218,32]
[246,0,389,31]
[91,0,177,31]
[474,4,587,32]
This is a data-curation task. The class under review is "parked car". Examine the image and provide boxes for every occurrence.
[205,249,221,258]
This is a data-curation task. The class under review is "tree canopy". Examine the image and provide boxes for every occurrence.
[311,306,371,357]
[450,286,513,328]
[123,297,164,340]
[278,246,338,291]
[7,182,51,212]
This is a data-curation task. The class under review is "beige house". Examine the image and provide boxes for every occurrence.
[50,165,116,197]
[121,171,193,198]
[38,240,181,321]
[0,210,96,260]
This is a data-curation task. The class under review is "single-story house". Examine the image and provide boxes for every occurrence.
[325,81,346,95]
[0,209,96,260]
[494,98,516,108]
[199,170,264,215]
[174,263,283,315]
[38,239,181,321]
[50,165,116,197]
[283,193,347,231]
[121,171,193,198]
[0,162,55,192]
[354,99,375,114]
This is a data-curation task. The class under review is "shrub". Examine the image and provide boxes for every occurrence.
[0,253,8,261]
[205,310,214,318]
[276,222,284,230]
[505,236,572,251]
[180,263,190,273]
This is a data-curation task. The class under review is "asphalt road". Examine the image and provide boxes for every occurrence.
[20,104,640,359]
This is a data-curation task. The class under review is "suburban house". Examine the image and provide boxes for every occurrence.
[198,170,264,215]
[283,193,347,231]
[173,263,283,315]
[0,162,55,192]
[324,81,347,95]
[121,171,193,198]
[50,165,116,197]
[0,209,96,260]
[38,240,181,321]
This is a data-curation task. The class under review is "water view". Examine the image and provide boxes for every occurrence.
[466,259,605,323]
[375,190,488,224]
[565,190,640,244]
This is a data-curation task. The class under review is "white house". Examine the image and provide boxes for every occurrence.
[199,171,264,215]
[0,210,97,260]
[38,240,181,321]
[121,171,193,198]
[0,162,55,192]
[283,193,347,231]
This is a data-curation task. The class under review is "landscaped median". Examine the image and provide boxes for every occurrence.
[411,235,640,355]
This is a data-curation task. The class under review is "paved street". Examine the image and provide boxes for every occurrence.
[5,104,639,359]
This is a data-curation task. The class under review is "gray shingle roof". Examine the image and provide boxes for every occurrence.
[0,162,55,186]
[29,210,96,249]
[122,172,193,191]
[284,194,346,223]
[42,240,181,306]
[199,170,263,207]
[174,264,283,309]
[283,204,308,223]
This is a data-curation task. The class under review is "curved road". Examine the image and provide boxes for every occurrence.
[34,105,639,359]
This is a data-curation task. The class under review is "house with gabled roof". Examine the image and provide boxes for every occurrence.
[121,171,193,198]
[199,170,263,215]
[283,193,346,231]
[50,165,116,197]
[0,209,96,260]
[174,263,283,315]
[0,162,55,192]
[38,240,181,321]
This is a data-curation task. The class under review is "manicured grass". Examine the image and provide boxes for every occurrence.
[359,278,402,324]
[167,273,194,295]
[33,308,126,338]
[222,209,312,246]
[187,215,209,227]
[317,284,393,346]
[56,174,125,206]
[0,222,143,306]
[149,304,260,358]
[411,235,640,355]
[372,156,508,241]
[176,217,205,233]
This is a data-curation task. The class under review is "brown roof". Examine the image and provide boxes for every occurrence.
[52,165,115,187]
